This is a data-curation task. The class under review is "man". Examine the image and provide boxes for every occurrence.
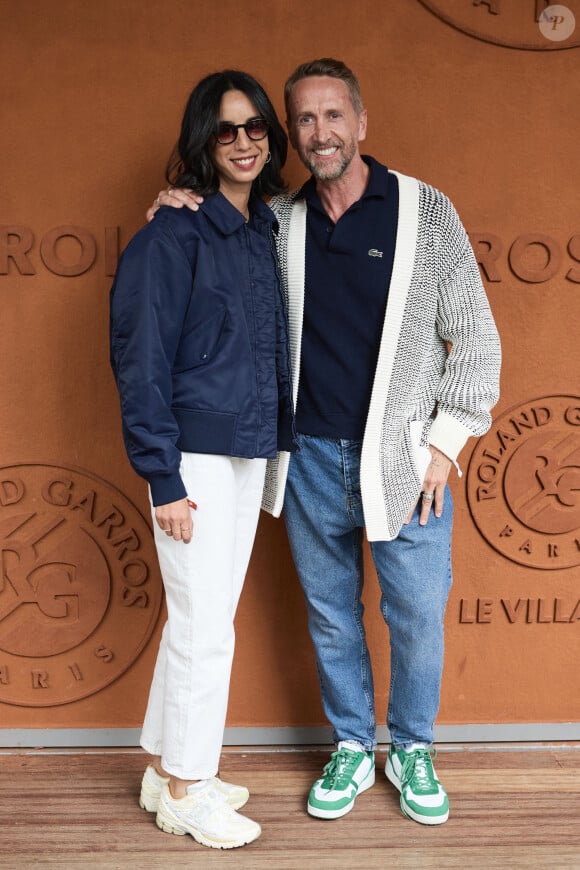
[149,58,501,827]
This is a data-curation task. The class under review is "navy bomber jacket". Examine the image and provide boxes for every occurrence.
[110,192,295,506]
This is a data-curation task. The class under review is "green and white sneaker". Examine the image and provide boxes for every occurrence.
[139,765,249,813]
[385,745,449,825]
[308,744,375,819]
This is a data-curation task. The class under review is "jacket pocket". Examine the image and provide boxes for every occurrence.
[173,307,227,372]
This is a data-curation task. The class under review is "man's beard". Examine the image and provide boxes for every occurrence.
[301,138,357,181]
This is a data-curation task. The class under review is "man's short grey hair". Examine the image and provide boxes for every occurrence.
[284,58,364,116]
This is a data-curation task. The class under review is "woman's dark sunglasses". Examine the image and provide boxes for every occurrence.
[215,118,269,145]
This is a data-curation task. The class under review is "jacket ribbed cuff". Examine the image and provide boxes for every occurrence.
[148,472,187,507]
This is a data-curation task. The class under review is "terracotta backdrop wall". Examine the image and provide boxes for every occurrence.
[1,0,579,734]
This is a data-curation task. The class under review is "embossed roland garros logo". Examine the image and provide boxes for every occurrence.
[418,1,580,50]
[467,396,580,569]
[0,464,162,706]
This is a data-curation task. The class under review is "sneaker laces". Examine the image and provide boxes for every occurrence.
[400,747,439,795]
[175,785,231,826]
[321,748,364,790]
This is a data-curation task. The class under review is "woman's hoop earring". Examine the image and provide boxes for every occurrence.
[265,152,272,164]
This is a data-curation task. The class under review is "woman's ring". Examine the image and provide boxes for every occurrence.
[422,492,434,501]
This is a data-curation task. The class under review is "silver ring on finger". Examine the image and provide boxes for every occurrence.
[421,491,434,502]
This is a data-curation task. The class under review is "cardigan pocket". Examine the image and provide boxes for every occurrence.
[408,419,432,486]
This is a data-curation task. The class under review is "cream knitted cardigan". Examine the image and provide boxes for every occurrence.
[262,171,501,541]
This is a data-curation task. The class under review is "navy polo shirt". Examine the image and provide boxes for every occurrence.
[295,156,399,439]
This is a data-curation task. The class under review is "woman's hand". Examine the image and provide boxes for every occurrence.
[146,187,205,222]
[155,497,196,543]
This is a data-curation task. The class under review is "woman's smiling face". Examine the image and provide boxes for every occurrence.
[211,89,270,198]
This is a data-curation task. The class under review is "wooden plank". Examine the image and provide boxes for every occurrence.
[0,748,578,869]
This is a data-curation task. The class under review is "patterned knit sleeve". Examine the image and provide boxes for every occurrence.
[428,194,502,460]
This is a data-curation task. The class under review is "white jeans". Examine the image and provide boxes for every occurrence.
[140,453,267,779]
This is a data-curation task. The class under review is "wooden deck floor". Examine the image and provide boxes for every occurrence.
[0,744,579,869]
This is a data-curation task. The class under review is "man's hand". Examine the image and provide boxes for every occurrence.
[146,187,204,222]
[404,445,453,526]
[155,497,196,543]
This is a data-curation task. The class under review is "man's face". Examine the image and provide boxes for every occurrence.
[286,76,367,181]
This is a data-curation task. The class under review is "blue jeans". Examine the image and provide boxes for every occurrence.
[283,435,453,750]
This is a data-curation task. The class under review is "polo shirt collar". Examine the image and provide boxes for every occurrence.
[298,155,390,211]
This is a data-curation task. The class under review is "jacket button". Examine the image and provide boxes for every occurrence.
[201,353,208,360]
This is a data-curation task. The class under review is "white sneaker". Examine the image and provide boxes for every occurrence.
[139,765,249,812]
[155,782,261,849]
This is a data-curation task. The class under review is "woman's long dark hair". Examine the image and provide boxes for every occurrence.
[166,70,287,198]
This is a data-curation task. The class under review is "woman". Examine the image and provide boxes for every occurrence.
[110,70,294,850]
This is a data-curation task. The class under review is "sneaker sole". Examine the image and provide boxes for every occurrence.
[139,786,161,813]
[400,802,449,826]
[155,809,260,849]
[385,757,449,826]
[307,767,375,820]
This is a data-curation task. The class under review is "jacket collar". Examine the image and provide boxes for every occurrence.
[200,191,277,235]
